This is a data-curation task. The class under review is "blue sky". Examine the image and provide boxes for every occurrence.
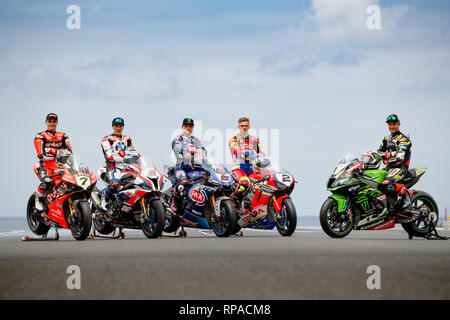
[1,0,449,218]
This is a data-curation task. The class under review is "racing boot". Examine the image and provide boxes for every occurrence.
[395,184,413,209]
[100,196,108,212]
[100,188,111,212]
[170,179,189,215]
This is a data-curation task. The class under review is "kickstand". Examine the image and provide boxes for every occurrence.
[424,223,450,240]
[22,228,60,241]
[409,222,450,240]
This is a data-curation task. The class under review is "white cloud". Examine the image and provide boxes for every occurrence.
[311,0,380,39]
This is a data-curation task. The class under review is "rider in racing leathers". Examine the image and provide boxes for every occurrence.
[229,117,265,197]
[100,117,140,211]
[170,118,209,214]
[377,114,413,209]
[33,113,73,211]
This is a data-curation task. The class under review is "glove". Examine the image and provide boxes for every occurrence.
[45,148,57,156]
[239,150,253,160]
[117,150,126,157]
[42,176,53,184]
[384,152,393,159]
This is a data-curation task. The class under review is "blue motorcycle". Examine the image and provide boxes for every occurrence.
[162,162,237,237]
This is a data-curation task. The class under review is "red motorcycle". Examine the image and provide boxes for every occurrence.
[26,153,97,241]
[230,154,297,236]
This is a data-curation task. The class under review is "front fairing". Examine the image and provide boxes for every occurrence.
[187,184,218,206]
[327,153,359,191]
[260,158,295,192]
[60,155,96,191]
[125,155,164,191]
[202,162,234,188]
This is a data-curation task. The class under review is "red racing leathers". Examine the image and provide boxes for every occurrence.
[33,131,73,198]
[229,133,264,194]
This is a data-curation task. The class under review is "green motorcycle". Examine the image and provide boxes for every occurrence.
[320,151,439,239]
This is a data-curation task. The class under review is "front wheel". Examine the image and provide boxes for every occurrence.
[69,200,92,241]
[211,199,237,238]
[401,191,439,238]
[142,199,165,239]
[275,198,297,236]
[320,198,353,238]
[26,194,50,236]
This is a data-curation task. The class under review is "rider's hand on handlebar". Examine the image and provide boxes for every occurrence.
[353,167,362,176]
[384,152,394,159]
[45,148,57,156]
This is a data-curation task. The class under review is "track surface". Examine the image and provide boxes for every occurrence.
[0,228,449,299]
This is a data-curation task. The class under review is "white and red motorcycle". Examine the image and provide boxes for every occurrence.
[90,154,166,239]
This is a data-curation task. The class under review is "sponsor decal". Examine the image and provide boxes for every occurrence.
[47,190,65,202]
[45,141,63,148]
[364,218,395,230]
[238,207,266,227]
[189,187,206,205]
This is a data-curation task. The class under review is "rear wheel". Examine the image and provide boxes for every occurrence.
[142,199,165,239]
[401,191,439,238]
[164,214,180,233]
[69,200,92,241]
[212,200,237,238]
[320,198,353,238]
[92,205,116,235]
[275,198,297,236]
[26,194,50,236]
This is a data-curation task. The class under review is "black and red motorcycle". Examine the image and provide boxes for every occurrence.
[26,153,97,241]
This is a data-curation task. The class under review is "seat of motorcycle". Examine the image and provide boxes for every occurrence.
[402,168,417,185]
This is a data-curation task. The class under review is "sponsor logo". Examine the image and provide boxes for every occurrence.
[45,141,63,148]
[189,188,206,204]
[239,207,266,226]
[47,190,65,202]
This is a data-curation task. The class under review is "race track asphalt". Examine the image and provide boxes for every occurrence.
[0,228,449,300]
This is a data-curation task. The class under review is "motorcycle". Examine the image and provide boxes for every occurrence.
[26,152,96,241]
[162,161,237,237]
[320,151,439,239]
[229,154,297,236]
[91,154,166,239]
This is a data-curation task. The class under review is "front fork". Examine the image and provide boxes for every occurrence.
[140,194,160,224]
[68,194,89,223]
[329,194,353,223]
[141,197,148,224]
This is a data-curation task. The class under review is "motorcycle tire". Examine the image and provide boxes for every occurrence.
[320,197,353,238]
[70,200,92,241]
[275,198,297,236]
[212,199,237,238]
[401,191,439,238]
[26,194,50,236]
[142,199,165,239]
[92,204,116,235]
